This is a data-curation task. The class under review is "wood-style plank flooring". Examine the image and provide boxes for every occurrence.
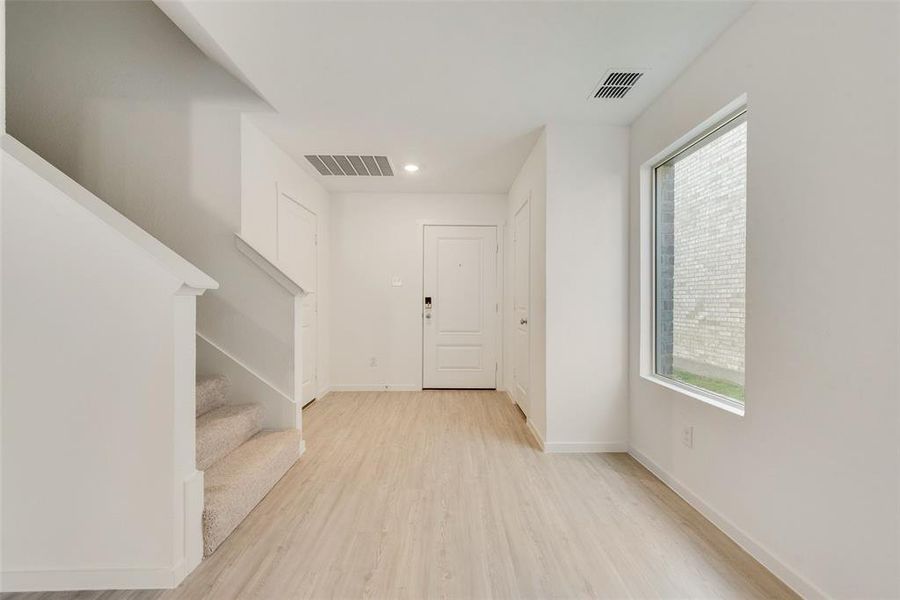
[4,391,796,599]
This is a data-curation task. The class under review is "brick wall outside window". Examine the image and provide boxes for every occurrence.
[669,122,747,384]
[656,123,747,384]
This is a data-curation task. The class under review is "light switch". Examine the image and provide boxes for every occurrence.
[391,276,403,287]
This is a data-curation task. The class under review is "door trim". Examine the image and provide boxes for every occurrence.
[276,185,318,292]
[512,195,531,411]
[276,183,319,401]
[417,220,504,391]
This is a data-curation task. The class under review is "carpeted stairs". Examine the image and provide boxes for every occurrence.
[196,374,300,556]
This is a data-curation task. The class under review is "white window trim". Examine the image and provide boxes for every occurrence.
[641,374,745,416]
[639,94,748,417]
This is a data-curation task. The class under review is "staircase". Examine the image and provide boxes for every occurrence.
[196,374,300,555]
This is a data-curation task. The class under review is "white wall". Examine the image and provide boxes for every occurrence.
[2,137,210,591]
[628,3,900,598]
[505,132,547,439]
[6,0,297,393]
[240,117,332,397]
[504,125,629,451]
[545,124,629,451]
[330,193,506,390]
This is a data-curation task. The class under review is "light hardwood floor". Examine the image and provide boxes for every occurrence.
[4,391,796,600]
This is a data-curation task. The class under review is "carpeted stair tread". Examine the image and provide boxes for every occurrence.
[196,403,261,471]
[203,429,300,556]
[196,374,229,417]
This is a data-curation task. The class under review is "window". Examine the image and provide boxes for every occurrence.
[653,109,747,407]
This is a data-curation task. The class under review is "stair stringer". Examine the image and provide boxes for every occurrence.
[196,333,302,440]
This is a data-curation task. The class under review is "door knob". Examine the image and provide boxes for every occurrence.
[520,318,528,325]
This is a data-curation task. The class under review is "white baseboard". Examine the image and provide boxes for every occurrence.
[298,439,307,456]
[327,384,422,392]
[3,468,208,593]
[1,564,185,592]
[525,418,545,450]
[542,441,628,453]
[628,446,828,600]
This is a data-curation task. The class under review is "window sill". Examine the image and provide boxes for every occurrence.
[641,374,745,417]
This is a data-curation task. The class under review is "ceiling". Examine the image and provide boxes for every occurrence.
[157,1,751,194]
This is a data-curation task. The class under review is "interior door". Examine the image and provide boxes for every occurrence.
[277,190,318,404]
[423,225,498,389]
[513,200,530,414]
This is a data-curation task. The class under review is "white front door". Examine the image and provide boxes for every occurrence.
[277,190,318,404]
[513,200,530,414]
[423,225,498,389]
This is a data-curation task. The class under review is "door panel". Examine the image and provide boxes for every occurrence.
[277,193,317,292]
[277,190,318,404]
[436,345,483,371]
[436,237,484,333]
[514,200,530,414]
[423,225,498,389]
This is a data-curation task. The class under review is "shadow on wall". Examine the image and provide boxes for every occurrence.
[6,0,294,391]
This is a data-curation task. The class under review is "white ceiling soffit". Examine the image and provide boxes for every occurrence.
[157,1,751,194]
[154,0,268,106]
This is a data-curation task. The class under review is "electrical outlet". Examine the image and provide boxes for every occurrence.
[369,357,377,368]
[681,425,694,449]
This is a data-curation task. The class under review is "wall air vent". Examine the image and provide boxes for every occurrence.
[304,154,394,176]
[591,71,644,99]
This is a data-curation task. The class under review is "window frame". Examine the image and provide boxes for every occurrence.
[649,107,748,415]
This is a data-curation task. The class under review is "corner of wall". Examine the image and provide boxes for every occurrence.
[542,123,630,449]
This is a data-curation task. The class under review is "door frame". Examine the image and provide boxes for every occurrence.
[276,183,319,402]
[512,194,531,411]
[275,185,318,293]
[417,220,504,391]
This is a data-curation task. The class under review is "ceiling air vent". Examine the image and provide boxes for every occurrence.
[592,71,644,99]
[304,154,394,176]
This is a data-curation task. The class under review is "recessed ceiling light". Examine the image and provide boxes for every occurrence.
[403,163,419,173]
